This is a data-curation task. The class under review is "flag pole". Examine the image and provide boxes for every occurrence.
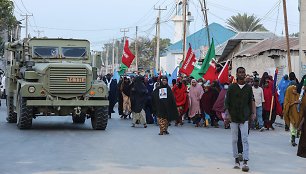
[269,95,275,121]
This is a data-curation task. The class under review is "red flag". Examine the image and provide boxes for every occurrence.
[121,39,135,68]
[179,45,197,76]
[218,60,230,84]
[203,60,218,81]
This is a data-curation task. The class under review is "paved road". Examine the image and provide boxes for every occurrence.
[0,100,305,174]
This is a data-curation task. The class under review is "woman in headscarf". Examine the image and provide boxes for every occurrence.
[259,72,269,87]
[283,85,303,146]
[188,79,204,127]
[118,77,124,117]
[297,90,306,157]
[152,76,179,135]
[130,76,148,128]
[144,78,154,124]
[297,75,306,93]
[200,81,219,127]
[121,77,132,119]
[278,74,291,131]
[278,75,291,107]
[263,79,282,130]
[213,83,229,129]
[172,77,188,126]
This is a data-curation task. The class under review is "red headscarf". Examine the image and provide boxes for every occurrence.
[263,80,283,116]
[172,79,187,107]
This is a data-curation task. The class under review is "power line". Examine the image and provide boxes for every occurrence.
[20,0,31,14]
[12,0,25,14]
[133,0,164,25]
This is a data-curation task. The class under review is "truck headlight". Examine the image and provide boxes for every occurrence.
[28,86,36,93]
[98,87,104,93]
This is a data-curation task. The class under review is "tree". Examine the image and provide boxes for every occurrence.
[101,37,171,71]
[0,0,18,56]
[0,0,17,31]
[129,37,171,70]
[226,13,268,32]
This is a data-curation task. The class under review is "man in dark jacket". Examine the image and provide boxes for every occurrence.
[225,67,256,172]
[152,76,179,135]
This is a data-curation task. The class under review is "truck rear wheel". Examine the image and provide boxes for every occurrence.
[17,96,33,129]
[72,113,86,124]
[91,106,108,130]
[6,96,17,123]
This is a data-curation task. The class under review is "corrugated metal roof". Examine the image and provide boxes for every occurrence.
[236,37,299,57]
[167,23,236,53]
[218,32,276,62]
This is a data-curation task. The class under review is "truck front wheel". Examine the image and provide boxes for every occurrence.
[91,106,108,130]
[6,96,17,123]
[17,96,33,129]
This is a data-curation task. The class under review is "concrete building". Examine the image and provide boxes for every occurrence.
[231,37,304,81]
[217,32,275,62]
[299,0,306,80]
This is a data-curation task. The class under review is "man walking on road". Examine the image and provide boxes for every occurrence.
[225,67,256,172]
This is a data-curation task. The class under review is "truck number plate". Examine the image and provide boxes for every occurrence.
[67,77,86,83]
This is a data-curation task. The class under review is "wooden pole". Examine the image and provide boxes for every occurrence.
[269,95,275,121]
[203,0,210,46]
[112,39,115,73]
[182,0,187,61]
[282,0,292,73]
[135,26,138,72]
[154,6,167,71]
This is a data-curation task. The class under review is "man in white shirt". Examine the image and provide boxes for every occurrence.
[252,78,265,131]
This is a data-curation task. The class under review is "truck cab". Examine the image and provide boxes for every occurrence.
[5,38,109,130]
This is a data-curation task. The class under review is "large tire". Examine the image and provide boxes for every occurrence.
[72,113,86,124]
[6,96,17,123]
[17,96,33,129]
[91,106,108,130]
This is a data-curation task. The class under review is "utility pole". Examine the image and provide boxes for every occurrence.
[182,0,187,61]
[135,26,139,72]
[199,0,210,46]
[105,45,109,74]
[154,6,167,71]
[112,39,115,73]
[282,0,292,73]
[20,14,33,38]
[120,28,129,44]
[34,30,44,38]
[115,41,119,70]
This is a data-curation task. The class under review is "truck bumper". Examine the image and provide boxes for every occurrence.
[27,100,109,106]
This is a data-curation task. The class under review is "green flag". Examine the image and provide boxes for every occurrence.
[118,63,128,75]
[190,38,215,80]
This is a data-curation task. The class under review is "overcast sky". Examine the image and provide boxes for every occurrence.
[13,0,300,50]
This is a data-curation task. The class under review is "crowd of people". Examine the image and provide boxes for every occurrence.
[100,67,306,171]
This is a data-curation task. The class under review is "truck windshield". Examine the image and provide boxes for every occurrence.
[33,46,59,58]
[62,47,87,58]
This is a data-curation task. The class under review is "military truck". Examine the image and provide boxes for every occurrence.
[4,38,109,130]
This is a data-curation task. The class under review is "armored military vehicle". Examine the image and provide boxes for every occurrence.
[4,38,109,130]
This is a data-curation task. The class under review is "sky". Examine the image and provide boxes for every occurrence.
[12,0,300,50]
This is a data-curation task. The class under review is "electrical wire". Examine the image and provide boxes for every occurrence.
[20,0,31,14]
[12,0,25,14]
